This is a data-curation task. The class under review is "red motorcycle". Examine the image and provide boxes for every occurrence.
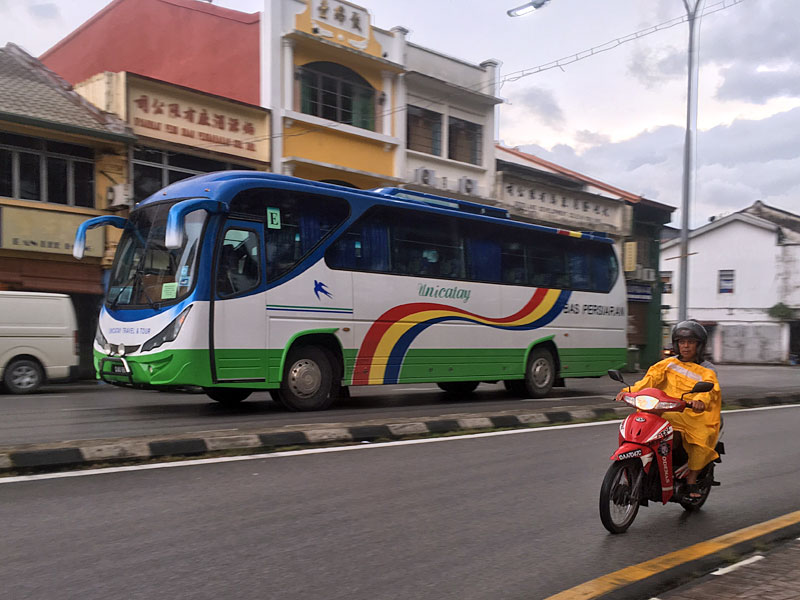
[599,369,724,534]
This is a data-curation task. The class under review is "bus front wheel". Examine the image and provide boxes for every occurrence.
[280,346,338,411]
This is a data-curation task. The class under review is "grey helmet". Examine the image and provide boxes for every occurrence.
[671,320,708,361]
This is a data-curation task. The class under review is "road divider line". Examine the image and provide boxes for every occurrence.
[544,509,800,599]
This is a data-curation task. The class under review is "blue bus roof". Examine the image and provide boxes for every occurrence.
[135,171,612,244]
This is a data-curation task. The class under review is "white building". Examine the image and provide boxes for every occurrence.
[660,201,800,364]
[401,40,502,204]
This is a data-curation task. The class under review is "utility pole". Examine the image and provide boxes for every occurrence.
[677,0,706,322]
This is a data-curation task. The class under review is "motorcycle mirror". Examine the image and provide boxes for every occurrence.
[691,381,714,394]
[607,369,625,384]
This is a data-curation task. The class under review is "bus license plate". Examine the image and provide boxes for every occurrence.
[112,364,127,374]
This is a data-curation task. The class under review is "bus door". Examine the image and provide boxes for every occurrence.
[211,219,267,382]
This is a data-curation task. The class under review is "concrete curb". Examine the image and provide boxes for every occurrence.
[2,393,799,475]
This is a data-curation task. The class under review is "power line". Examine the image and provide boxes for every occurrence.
[193,0,746,152]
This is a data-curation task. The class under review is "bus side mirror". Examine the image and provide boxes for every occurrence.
[165,199,227,249]
[74,215,127,259]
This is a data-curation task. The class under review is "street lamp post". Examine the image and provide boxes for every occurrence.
[507,0,706,322]
[507,0,551,17]
[677,0,706,322]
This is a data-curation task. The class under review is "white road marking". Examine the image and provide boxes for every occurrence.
[0,419,617,484]
[3,403,799,485]
[711,555,764,575]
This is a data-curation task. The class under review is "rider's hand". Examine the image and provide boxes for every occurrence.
[689,400,706,413]
[614,391,626,403]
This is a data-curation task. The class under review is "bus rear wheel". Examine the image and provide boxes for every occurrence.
[436,381,479,394]
[507,347,556,399]
[204,388,252,405]
[279,346,338,411]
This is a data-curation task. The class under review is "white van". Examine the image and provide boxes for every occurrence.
[0,291,79,394]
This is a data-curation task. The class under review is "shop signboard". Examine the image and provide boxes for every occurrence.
[128,77,270,164]
[0,206,104,258]
[500,176,624,233]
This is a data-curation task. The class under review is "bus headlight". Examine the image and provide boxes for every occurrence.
[95,326,110,353]
[141,306,192,352]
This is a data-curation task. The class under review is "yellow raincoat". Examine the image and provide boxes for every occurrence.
[628,356,722,471]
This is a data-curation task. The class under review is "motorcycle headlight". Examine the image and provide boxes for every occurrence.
[141,306,192,353]
[633,395,659,410]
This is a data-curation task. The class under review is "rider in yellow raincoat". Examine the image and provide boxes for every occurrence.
[616,320,721,496]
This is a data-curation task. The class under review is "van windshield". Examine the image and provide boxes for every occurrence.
[107,201,207,309]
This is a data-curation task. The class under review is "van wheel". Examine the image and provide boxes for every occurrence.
[4,358,44,394]
[280,346,338,411]
[204,388,252,405]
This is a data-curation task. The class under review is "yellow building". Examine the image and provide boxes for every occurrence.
[264,0,406,188]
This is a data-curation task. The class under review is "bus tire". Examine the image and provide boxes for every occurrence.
[523,347,556,398]
[3,357,44,394]
[280,345,337,411]
[436,381,479,394]
[204,388,252,405]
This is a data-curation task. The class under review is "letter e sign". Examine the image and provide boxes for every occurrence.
[267,207,281,229]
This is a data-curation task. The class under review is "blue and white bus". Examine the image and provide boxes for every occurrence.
[74,171,627,410]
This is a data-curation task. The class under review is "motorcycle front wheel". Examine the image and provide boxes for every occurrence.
[599,459,642,534]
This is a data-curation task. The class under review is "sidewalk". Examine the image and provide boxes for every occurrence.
[658,538,800,600]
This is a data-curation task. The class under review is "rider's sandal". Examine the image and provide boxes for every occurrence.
[685,483,702,499]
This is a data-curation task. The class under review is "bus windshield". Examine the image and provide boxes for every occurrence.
[107,201,207,309]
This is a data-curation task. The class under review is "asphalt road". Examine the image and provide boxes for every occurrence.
[2,405,799,599]
[0,364,797,447]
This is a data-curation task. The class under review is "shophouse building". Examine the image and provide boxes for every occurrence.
[495,145,674,369]
[0,43,136,375]
[660,201,800,364]
[41,0,500,193]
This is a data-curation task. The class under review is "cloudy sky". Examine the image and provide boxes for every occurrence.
[1,0,798,227]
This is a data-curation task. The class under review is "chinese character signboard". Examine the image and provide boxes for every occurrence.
[310,0,371,50]
[0,206,104,258]
[127,77,270,164]
[498,175,624,234]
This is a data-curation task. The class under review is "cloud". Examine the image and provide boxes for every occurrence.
[716,64,800,103]
[627,46,684,88]
[514,106,800,227]
[624,0,800,105]
[27,3,61,21]
[512,86,565,129]
[574,130,611,146]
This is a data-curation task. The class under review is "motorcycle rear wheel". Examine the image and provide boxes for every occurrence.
[600,459,641,534]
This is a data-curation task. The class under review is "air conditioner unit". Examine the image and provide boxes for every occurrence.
[413,167,437,187]
[641,268,656,282]
[107,183,132,209]
[458,176,479,195]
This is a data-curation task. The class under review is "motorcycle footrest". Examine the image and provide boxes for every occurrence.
[711,480,721,486]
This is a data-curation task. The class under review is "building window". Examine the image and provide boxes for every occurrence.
[407,106,442,155]
[297,62,376,131]
[718,269,735,294]
[0,132,94,206]
[131,148,255,203]
[448,116,482,165]
[660,271,673,294]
